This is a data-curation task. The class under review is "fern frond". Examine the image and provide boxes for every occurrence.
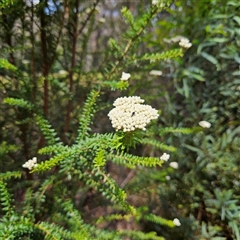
[103,80,129,91]
[61,199,122,240]
[3,97,33,110]
[0,172,21,215]
[108,38,123,56]
[0,141,20,157]
[121,7,136,31]
[76,89,100,142]
[93,149,106,168]
[159,127,199,136]
[35,133,117,173]
[35,114,61,146]
[0,171,21,181]
[38,144,67,155]
[143,213,175,228]
[82,168,136,214]
[36,221,73,240]
[140,138,177,152]
[61,200,92,239]
[137,49,183,62]
[0,180,13,215]
[0,215,35,239]
[0,58,17,71]
[32,148,74,172]
[96,213,132,225]
[109,153,163,167]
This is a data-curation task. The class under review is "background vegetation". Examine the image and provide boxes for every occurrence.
[0,0,239,239]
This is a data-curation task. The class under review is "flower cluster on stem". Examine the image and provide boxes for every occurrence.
[22,157,38,170]
[173,218,181,226]
[108,96,159,132]
[179,38,192,49]
[120,72,131,81]
[198,120,211,128]
[160,153,170,161]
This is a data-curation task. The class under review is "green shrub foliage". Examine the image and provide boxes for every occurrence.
[0,0,239,239]
[0,1,185,239]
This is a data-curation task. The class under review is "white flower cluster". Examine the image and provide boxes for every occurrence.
[152,0,159,4]
[120,72,131,81]
[22,157,38,170]
[160,153,170,161]
[198,120,211,128]
[165,175,171,181]
[173,218,181,226]
[179,38,192,49]
[149,70,162,76]
[169,162,178,169]
[108,96,159,132]
[152,0,165,7]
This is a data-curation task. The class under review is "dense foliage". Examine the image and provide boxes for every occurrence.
[0,0,239,239]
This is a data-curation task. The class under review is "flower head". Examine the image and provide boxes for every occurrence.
[149,70,162,76]
[108,96,159,132]
[160,153,170,161]
[169,162,178,169]
[198,120,211,128]
[98,17,106,23]
[173,218,181,226]
[152,0,159,5]
[179,38,192,49]
[120,72,131,81]
[22,157,38,170]
[165,175,171,181]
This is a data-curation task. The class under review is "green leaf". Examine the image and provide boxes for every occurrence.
[0,58,17,71]
[233,16,240,25]
[201,52,220,68]
[183,70,205,81]
[183,78,189,98]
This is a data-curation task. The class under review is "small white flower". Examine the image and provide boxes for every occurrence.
[165,175,171,181]
[58,70,68,75]
[22,157,38,170]
[169,162,178,169]
[173,218,181,226]
[179,38,192,49]
[98,17,106,23]
[160,153,170,161]
[198,121,211,128]
[108,96,159,132]
[22,59,30,65]
[120,72,131,81]
[25,0,40,7]
[152,0,159,5]
[149,70,162,76]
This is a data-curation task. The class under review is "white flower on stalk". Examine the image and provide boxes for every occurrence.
[173,218,181,226]
[160,153,170,161]
[22,59,30,65]
[149,70,162,76]
[169,162,178,169]
[25,0,40,6]
[198,120,211,128]
[179,38,192,49]
[120,72,131,81]
[108,96,159,132]
[152,0,159,5]
[98,17,106,23]
[58,70,68,75]
[152,0,164,7]
[22,157,38,170]
[165,175,171,181]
